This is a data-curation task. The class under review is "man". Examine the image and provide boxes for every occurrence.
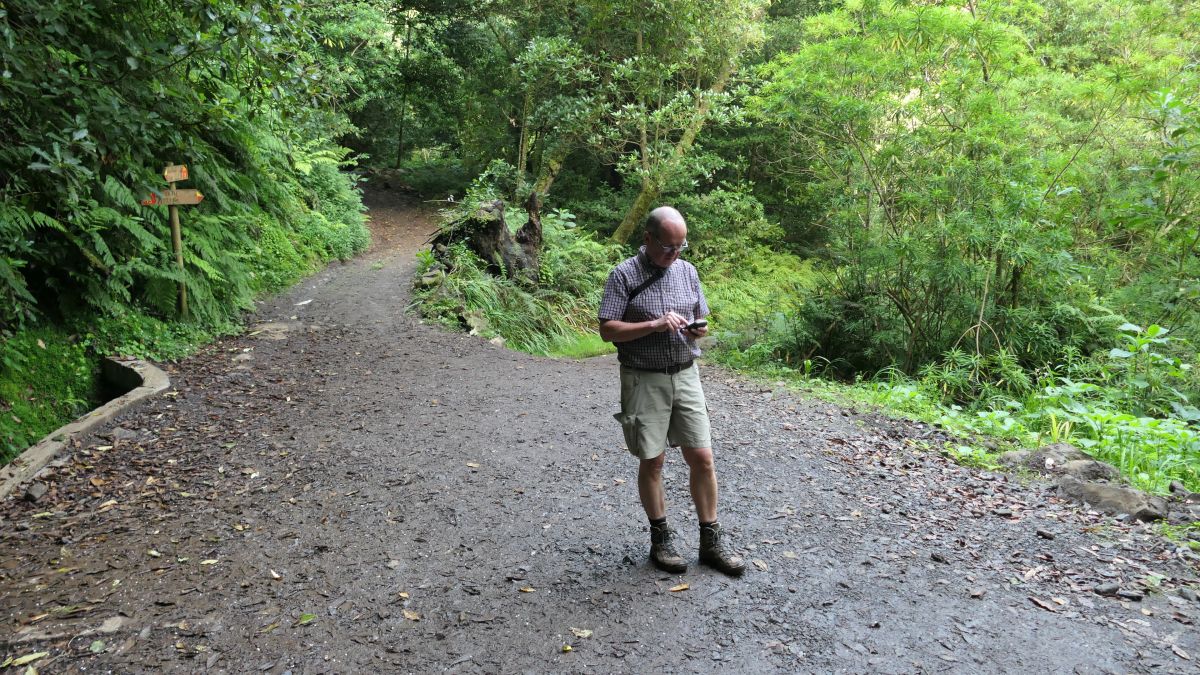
[598,206,745,576]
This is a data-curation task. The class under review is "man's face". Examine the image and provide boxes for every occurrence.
[644,218,688,268]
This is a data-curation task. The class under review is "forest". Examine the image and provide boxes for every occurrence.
[1,0,1197,496]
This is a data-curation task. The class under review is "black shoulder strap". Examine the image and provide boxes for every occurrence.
[628,267,664,302]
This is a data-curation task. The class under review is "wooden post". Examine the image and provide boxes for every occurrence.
[169,202,187,317]
[167,166,188,318]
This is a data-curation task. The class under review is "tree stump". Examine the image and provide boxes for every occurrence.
[432,195,542,283]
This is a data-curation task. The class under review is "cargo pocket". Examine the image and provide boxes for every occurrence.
[614,411,639,455]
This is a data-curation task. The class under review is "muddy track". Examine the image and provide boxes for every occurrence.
[1,188,1197,673]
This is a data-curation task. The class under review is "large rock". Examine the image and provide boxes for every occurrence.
[999,443,1120,482]
[1057,476,1168,522]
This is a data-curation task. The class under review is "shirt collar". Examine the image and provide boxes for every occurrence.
[637,245,672,272]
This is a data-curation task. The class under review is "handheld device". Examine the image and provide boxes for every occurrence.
[685,319,708,331]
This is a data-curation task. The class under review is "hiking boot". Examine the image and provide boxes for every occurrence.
[699,523,746,576]
[649,523,687,573]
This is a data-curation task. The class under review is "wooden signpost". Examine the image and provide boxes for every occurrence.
[142,164,203,317]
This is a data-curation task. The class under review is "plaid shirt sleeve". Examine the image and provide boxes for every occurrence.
[691,265,709,319]
[598,267,629,323]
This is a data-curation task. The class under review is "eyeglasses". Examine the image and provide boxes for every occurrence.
[650,234,689,254]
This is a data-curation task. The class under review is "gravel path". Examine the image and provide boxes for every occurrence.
[1,189,1198,673]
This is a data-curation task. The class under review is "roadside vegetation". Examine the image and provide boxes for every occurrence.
[0,1,370,459]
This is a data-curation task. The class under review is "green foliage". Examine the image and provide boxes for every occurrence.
[0,328,95,461]
[746,0,1199,379]
[545,332,616,360]
[853,325,1200,495]
[0,0,370,332]
[395,155,471,199]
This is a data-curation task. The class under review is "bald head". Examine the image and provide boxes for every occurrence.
[645,206,686,239]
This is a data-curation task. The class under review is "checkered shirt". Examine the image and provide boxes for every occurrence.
[598,247,709,370]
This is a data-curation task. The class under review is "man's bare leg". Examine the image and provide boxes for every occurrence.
[637,454,667,519]
[681,446,717,523]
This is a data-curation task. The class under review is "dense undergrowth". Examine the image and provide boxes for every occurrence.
[0,1,370,461]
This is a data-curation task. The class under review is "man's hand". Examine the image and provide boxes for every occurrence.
[685,324,709,338]
[651,311,688,333]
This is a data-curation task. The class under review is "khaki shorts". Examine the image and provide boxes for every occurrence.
[613,363,712,460]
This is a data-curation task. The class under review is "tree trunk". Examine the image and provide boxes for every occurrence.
[531,143,570,197]
[610,178,661,245]
[609,62,735,243]
[515,90,533,196]
[515,192,543,279]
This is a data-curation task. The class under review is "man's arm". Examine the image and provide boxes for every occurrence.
[600,313,689,343]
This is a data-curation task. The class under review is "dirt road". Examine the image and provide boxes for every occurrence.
[1,189,1197,673]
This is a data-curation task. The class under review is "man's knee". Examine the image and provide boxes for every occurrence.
[640,454,666,476]
[682,447,713,470]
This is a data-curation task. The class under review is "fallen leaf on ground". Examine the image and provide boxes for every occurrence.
[259,622,280,634]
[199,559,219,565]
[1173,645,1191,660]
[570,627,593,639]
[398,591,410,600]
[669,583,689,592]
[147,549,161,558]
[1029,596,1058,613]
[465,462,480,468]
[12,652,49,666]
[402,610,421,621]
[753,559,768,571]
[269,569,281,580]
[562,645,573,652]
[782,551,798,559]
[519,586,536,593]
[296,613,316,626]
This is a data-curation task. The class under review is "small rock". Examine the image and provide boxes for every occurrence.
[970,589,986,599]
[993,508,1013,517]
[1036,529,1055,540]
[931,552,949,564]
[1116,589,1144,601]
[24,482,48,503]
[1094,583,1120,597]
[1180,588,1199,603]
[1168,481,1195,500]
[110,427,139,442]
[997,450,1030,469]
